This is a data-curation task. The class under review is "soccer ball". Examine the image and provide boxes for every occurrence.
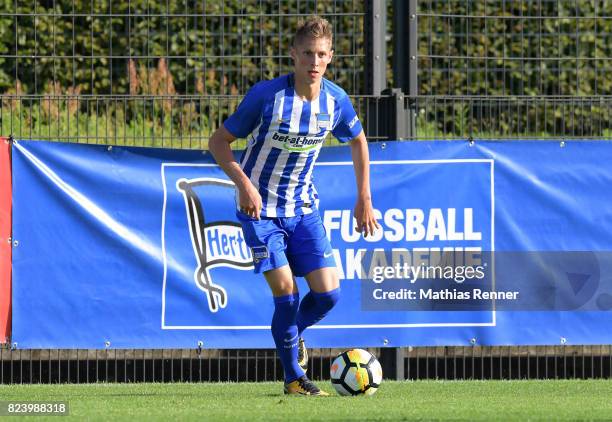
[330,349,382,396]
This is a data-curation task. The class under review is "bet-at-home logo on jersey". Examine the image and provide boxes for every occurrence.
[271,131,326,152]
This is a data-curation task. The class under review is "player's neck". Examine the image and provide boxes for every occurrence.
[293,77,321,102]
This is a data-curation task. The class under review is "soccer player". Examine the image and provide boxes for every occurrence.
[209,15,378,396]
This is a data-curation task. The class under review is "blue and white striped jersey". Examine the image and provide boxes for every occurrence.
[224,73,363,218]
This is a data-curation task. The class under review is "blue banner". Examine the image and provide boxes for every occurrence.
[11,140,612,348]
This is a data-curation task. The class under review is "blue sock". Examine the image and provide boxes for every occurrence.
[297,287,340,337]
[271,293,304,383]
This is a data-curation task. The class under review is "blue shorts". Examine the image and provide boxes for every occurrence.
[236,208,336,277]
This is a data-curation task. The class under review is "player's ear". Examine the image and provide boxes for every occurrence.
[290,46,297,62]
[327,49,334,64]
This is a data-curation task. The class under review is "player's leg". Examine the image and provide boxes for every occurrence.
[236,212,307,387]
[295,268,340,373]
[263,265,304,384]
[265,265,329,396]
[297,267,341,336]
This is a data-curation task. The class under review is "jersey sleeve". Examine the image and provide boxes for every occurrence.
[331,94,363,143]
[223,83,264,138]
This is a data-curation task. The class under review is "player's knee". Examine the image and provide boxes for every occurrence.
[264,265,297,296]
[272,281,296,297]
[313,287,340,312]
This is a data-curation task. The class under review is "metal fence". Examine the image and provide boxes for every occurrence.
[3,1,612,143]
[1,0,385,146]
[2,0,612,383]
[392,0,612,139]
[3,346,612,383]
[0,94,390,148]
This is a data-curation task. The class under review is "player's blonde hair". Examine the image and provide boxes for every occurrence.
[293,15,333,47]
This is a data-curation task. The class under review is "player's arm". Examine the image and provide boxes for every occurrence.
[349,130,379,237]
[208,125,262,219]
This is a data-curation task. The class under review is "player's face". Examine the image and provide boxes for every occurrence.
[291,37,333,85]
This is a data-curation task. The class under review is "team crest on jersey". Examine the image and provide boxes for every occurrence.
[316,113,331,130]
[164,176,253,314]
[250,245,269,263]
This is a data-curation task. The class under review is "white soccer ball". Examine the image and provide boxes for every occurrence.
[330,349,383,396]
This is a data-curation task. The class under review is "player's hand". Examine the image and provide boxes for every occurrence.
[238,182,263,220]
[354,197,379,238]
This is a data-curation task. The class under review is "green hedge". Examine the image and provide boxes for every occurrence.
[418,0,612,96]
[3,1,610,97]
[2,1,612,141]
[0,0,365,95]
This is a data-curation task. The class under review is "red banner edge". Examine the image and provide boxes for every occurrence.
[0,136,11,345]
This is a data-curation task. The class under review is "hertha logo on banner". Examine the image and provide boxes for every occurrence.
[161,164,256,327]
[176,178,253,312]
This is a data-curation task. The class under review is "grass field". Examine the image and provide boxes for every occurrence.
[1,379,612,420]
